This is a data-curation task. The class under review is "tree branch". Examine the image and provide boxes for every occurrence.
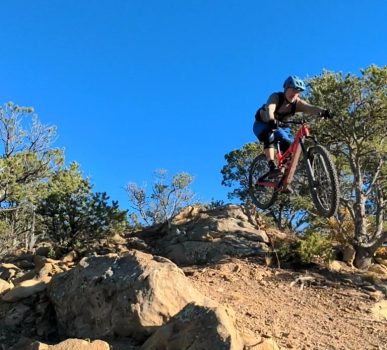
[339,198,356,222]
[364,157,384,197]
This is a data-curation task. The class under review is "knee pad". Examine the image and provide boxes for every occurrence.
[258,129,275,145]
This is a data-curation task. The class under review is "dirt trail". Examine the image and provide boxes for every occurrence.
[184,258,387,350]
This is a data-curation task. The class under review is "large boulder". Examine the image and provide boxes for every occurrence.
[47,250,207,341]
[3,303,31,327]
[141,303,244,350]
[135,205,271,265]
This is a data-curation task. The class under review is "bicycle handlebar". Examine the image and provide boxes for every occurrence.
[276,114,323,127]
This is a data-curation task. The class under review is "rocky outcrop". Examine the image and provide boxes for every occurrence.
[0,278,11,294]
[10,337,110,350]
[133,205,272,265]
[368,263,387,276]
[2,245,261,349]
[6,204,371,350]
[47,251,209,341]
[2,279,47,302]
[141,303,244,350]
[0,263,21,280]
[1,256,68,303]
[0,256,71,343]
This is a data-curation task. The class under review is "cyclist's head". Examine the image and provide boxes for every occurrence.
[283,76,306,92]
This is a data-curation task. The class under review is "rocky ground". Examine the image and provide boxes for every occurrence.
[185,258,387,350]
[1,205,387,350]
[1,255,387,350]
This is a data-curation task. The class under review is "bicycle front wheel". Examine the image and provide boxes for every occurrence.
[306,145,339,217]
[249,154,277,209]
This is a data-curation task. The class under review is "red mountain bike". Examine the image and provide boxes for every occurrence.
[248,117,339,217]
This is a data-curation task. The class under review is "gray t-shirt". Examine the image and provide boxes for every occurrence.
[259,92,324,122]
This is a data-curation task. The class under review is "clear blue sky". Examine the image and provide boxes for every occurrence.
[0,1,386,210]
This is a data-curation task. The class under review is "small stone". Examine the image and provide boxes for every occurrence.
[362,285,376,292]
[368,290,384,301]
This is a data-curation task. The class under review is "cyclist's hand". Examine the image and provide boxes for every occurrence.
[267,119,278,130]
[321,109,333,119]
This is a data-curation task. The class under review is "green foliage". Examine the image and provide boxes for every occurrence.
[305,65,387,260]
[221,65,386,267]
[276,232,332,265]
[0,102,129,257]
[126,169,195,226]
[0,102,63,255]
[276,239,299,263]
[0,103,63,198]
[221,142,260,201]
[37,163,128,247]
[298,232,332,264]
[307,65,386,165]
[204,199,226,210]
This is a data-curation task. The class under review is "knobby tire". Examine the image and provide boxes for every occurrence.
[306,145,339,217]
[249,154,277,209]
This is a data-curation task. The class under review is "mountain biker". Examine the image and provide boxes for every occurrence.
[253,75,331,178]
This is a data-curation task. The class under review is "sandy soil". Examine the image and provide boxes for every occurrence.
[184,258,387,350]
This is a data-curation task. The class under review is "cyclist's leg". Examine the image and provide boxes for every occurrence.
[273,127,294,153]
[253,121,275,160]
[253,121,269,141]
[254,121,276,160]
[253,122,280,178]
[273,127,295,192]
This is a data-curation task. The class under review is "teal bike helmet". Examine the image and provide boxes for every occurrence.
[283,76,306,91]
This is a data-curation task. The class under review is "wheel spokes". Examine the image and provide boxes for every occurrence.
[249,156,276,208]
[312,154,333,210]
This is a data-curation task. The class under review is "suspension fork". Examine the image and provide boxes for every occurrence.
[301,137,316,184]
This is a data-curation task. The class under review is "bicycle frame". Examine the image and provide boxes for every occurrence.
[250,116,339,216]
[257,122,311,190]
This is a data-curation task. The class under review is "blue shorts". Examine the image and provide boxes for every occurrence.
[253,121,294,151]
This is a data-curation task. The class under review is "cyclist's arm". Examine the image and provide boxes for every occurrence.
[296,99,325,115]
[261,93,279,122]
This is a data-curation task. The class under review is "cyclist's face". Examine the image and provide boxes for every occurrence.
[285,88,301,102]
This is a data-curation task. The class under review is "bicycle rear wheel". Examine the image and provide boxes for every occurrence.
[306,145,339,217]
[249,154,277,209]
